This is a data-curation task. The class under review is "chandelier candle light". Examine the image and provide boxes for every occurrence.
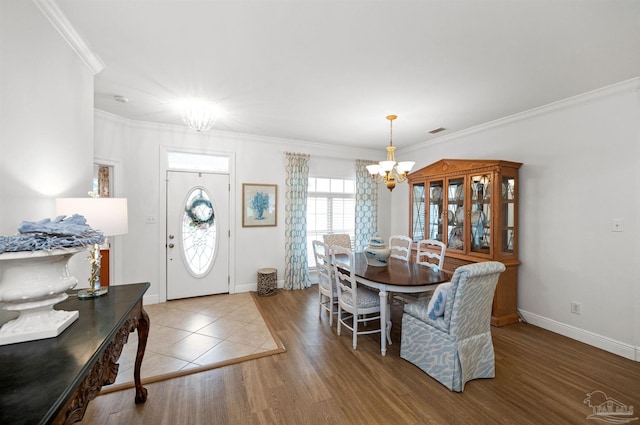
[366,115,415,191]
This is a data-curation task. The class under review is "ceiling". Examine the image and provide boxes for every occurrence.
[56,0,640,150]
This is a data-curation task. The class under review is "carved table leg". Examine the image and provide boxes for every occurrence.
[134,307,149,404]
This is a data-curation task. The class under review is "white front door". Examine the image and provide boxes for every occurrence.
[167,171,229,299]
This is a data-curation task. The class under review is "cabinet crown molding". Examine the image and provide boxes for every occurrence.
[409,159,522,181]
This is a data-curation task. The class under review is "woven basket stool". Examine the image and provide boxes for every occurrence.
[257,268,278,296]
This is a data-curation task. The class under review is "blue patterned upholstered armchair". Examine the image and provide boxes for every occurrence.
[400,261,506,392]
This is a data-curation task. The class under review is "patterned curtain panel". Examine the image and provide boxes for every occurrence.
[284,152,311,290]
[355,159,378,251]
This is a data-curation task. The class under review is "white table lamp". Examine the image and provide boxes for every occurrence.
[56,198,128,299]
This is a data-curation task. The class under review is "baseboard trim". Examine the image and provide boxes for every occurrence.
[518,309,639,362]
[143,293,159,305]
[233,280,284,294]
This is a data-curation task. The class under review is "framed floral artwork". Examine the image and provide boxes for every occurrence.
[242,183,277,227]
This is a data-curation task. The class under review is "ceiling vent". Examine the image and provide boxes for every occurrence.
[428,127,446,134]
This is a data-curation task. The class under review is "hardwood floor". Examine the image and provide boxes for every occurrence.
[81,286,640,424]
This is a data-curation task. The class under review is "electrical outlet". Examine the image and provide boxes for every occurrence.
[571,301,581,315]
[145,215,157,224]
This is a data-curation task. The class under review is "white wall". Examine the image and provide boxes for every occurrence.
[94,111,387,304]
[393,79,640,360]
[0,0,94,232]
[0,0,95,283]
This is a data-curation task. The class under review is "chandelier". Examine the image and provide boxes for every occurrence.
[179,98,218,132]
[366,115,415,191]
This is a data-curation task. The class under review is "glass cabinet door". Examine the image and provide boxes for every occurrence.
[501,174,517,254]
[411,183,425,242]
[446,177,464,251]
[427,180,444,242]
[470,174,491,255]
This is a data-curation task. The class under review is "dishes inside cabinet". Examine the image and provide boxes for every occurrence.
[455,207,464,224]
[447,210,454,224]
[430,186,442,202]
[483,183,491,200]
[455,185,464,201]
[471,210,485,226]
[448,226,463,249]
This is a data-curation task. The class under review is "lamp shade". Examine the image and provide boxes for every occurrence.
[366,164,381,176]
[56,198,128,236]
[380,161,396,172]
[397,161,415,173]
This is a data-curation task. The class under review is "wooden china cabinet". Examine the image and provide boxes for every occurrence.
[408,159,522,326]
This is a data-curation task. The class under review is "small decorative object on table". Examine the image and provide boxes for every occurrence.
[0,215,104,345]
[364,236,391,267]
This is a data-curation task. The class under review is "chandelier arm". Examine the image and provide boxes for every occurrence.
[395,172,409,183]
[372,174,385,184]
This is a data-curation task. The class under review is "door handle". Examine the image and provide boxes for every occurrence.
[168,243,175,248]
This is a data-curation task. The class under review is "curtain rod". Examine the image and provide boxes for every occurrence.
[283,152,376,162]
[283,151,310,157]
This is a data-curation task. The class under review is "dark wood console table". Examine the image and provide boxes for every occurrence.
[0,282,150,425]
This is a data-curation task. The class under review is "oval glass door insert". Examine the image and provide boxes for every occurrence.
[181,187,217,277]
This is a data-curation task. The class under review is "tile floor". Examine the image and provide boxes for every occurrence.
[106,292,279,387]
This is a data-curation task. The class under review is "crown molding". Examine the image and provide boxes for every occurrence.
[33,0,105,74]
[402,76,640,155]
[94,109,381,158]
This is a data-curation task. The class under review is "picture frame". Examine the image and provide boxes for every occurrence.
[242,183,277,227]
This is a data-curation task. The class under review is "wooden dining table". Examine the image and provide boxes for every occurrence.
[352,252,450,356]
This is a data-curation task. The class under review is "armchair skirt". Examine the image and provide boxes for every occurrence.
[401,313,496,392]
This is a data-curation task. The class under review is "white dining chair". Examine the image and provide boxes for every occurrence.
[330,245,382,350]
[388,235,413,306]
[323,234,352,250]
[416,239,446,271]
[312,240,337,326]
[389,235,412,262]
[396,239,447,305]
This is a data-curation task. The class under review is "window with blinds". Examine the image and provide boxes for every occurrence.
[307,177,355,267]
